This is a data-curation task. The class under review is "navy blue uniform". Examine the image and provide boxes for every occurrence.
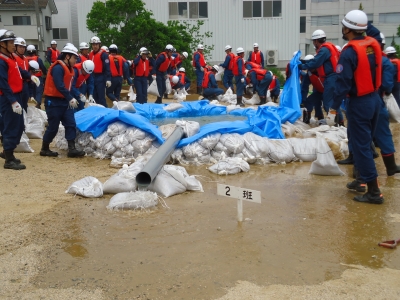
[219,54,234,89]
[300,72,324,119]
[91,51,111,107]
[203,73,224,99]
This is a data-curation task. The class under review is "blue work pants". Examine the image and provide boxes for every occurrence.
[257,73,272,97]
[374,105,396,155]
[93,73,107,107]
[106,76,123,102]
[195,68,204,87]
[156,73,166,99]
[134,76,148,104]
[393,82,400,107]
[0,93,24,151]
[223,70,234,90]
[304,91,324,119]
[203,88,224,99]
[43,102,76,143]
[235,76,245,96]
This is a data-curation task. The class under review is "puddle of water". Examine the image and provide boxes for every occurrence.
[62,239,88,258]
[150,115,248,127]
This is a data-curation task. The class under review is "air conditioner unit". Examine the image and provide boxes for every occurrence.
[266,50,278,66]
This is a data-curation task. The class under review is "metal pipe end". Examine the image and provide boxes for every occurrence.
[136,171,152,188]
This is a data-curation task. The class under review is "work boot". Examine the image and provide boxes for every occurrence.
[67,140,85,158]
[371,142,379,159]
[163,93,169,99]
[196,86,203,95]
[237,96,245,107]
[303,111,311,124]
[346,168,366,192]
[258,96,266,105]
[40,141,58,157]
[382,153,400,176]
[353,178,384,204]
[3,150,26,170]
[338,152,353,165]
[155,96,162,104]
[0,150,21,164]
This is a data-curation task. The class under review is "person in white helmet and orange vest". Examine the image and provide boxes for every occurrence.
[46,40,59,64]
[171,51,188,75]
[192,44,207,94]
[89,36,111,107]
[247,43,264,68]
[26,44,47,109]
[246,68,272,105]
[77,42,89,63]
[233,47,246,107]
[133,47,150,104]
[385,46,400,106]
[202,65,224,100]
[107,44,131,102]
[219,45,235,91]
[154,44,173,103]
[71,60,95,111]
[176,67,191,91]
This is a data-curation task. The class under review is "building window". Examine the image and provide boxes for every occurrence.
[366,13,373,23]
[326,38,338,45]
[169,2,208,19]
[243,1,282,18]
[13,16,31,25]
[310,15,339,26]
[300,16,306,33]
[52,28,68,40]
[379,13,400,24]
[300,0,306,10]
[45,16,52,30]
[189,2,208,18]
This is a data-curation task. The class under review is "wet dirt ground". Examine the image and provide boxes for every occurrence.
[1,101,400,299]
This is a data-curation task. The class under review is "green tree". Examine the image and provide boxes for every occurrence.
[394,26,400,54]
[358,3,364,11]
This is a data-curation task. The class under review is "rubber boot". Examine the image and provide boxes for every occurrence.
[196,86,203,95]
[155,96,162,104]
[371,142,379,159]
[4,150,26,170]
[40,141,58,157]
[382,153,400,176]
[163,93,169,99]
[237,96,244,107]
[346,168,366,192]
[338,152,353,165]
[258,96,266,105]
[67,140,85,158]
[353,178,384,204]
[0,150,21,164]
[303,111,311,124]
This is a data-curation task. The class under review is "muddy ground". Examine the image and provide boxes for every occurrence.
[1,98,400,300]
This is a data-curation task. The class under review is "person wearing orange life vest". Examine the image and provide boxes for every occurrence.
[89,36,111,107]
[176,67,191,91]
[0,29,34,170]
[133,47,151,104]
[247,43,264,68]
[41,44,85,158]
[46,40,59,64]
[77,42,89,63]
[155,44,173,104]
[192,44,207,95]
[233,47,246,107]
[331,10,383,204]
[170,51,188,75]
[26,45,47,109]
[71,60,95,111]
[107,44,130,102]
[202,65,224,100]
[269,74,281,103]
[246,68,272,105]
[385,46,400,106]
[219,45,235,91]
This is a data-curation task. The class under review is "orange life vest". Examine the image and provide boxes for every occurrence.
[157,52,171,72]
[345,36,382,96]
[192,51,206,68]
[27,56,43,77]
[172,53,182,69]
[0,53,23,95]
[250,50,262,65]
[316,42,339,83]
[79,54,88,63]
[245,61,262,70]
[308,71,324,93]
[227,52,235,70]
[14,53,28,71]
[109,54,124,77]
[44,60,74,98]
[202,69,212,89]
[176,72,186,85]
[232,56,245,76]
[135,57,150,77]
[50,48,60,63]
[73,63,90,88]
[269,76,278,91]
[249,68,267,81]
[89,49,105,74]
[390,58,400,82]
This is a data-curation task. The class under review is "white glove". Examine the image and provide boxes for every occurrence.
[29,97,37,104]
[31,75,40,87]
[88,95,95,103]
[326,109,337,126]
[241,78,245,83]
[80,94,87,103]
[200,67,204,72]
[12,102,22,114]
[69,98,79,109]
[152,75,156,79]
[106,81,112,88]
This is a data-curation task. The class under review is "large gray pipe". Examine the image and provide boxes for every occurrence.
[136,126,185,189]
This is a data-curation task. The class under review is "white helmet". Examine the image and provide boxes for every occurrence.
[101,45,109,52]
[385,46,397,54]
[303,54,314,61]
[27,45,36,52]
[380,33,386,45]
[212,65,219,72]
[335,45,342,52]
[109,44,118,50]
[197,44,204,50]
[293,51,298,57]
[90,36,101,44]
[82,60,95,74]
[14,37,26,46]
[236,47,244,54]
[311,30,326,40]
[165,44,173,50]
[51,40,57,45]
[28,60,39,71]
[253,43,259,48]
[342,10,368,30]
[182,51,188,58]
[139,47,147,52]
[79,42,89,49]
[61,44,78,56]
[0,29,16,42]
[140,47,148,55]
[179,67,185,72]
[224,45,232,51]
[172,76,179,84]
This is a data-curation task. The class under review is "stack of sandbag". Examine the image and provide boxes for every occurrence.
[112,101,136,112]
[24,106,47,139]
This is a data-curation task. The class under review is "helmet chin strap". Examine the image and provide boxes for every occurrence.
[0,43,13,56]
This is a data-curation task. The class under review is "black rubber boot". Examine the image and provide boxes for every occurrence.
[163,93,169,99]
[371,142,379,159]
[303,111,311,124]
[237,96,244,107]
[67,140,85,158]
[40,141,58,157]
[353,178,384,204]
[346,168,366,192]
[0,150,21,164]
[258,96,266,105]
[338,152,353,165]
[196,86,203,95]
[155,96,162,104]
[4,150,26,170]
[382,153,400,176]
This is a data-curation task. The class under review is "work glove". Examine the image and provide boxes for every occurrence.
[12,102,22,115]
[29,97,37,105]
[152,75,156,80]
[31,75,40,87]
[80,94,87,103]
[69,98,79,109]
[164,75,169,80]
[200,67,204,72]
[240,78,245,83]
[326,109,337,126]
[106,81,112,88]
[88,95,95,103]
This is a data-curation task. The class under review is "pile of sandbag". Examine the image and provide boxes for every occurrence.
[24,106,47,139]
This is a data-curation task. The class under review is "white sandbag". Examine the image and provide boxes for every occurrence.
[224,87,233,96]
[121,144,134,157]
[103,141,117,155]
[132,138,153,155]
[182,142,210,160]
[244,93,260,105]
[226,105,241,113]
[164,102,184,112]
[103,162,144,194]
[213,141,229,153]
[107,191,158,210]
[309,133,345,176]
[107,121,129,137]
[112,101,136,112]
[170,148,184,164]
[165,165,203,192]
[215,66,224,81]
[147,80,160,97]
[148,165,188,198]
[241,147,257,164]
[112,134,129,149]
[199,133,221,150]
[265,139,296,163]
[243,132,270,158]
[25,107,46,139]
[210,100,220,105]
[172,89,186,102]
[289,138,317,162]
[76,131,92,147]
[220,133,245,154]
[281,122,297,138]
[94,131,112,149]
[65,176,103,198]
[175,120,200,137]
[165,78,172,94]
[384,93,400,123]
[15,132,34,153]
[211,150,228,161]
[208,157,250,175]
[159,124,177,139]
[125,127,147,143]
[261,102,279,107]
[113,150,124,158]
[87,102,105,108]
[293,120,311,131]
[110,156,136,168]
[128,86,137,102]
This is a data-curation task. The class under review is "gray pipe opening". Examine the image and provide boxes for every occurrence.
[136,171,152,187]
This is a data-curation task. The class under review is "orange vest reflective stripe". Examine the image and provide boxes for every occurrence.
[227,53,235,70]
[250,51,262,65]
[27,56,43,77]
[232,56,245,76]
[246,61,262,70]
[73,63,90,88]
[269,76,277,91]
[316,42,339,83]
[50,48,60,63]
[345,37,382,96]
[192,51,206,67]
[135,58,150,77]
[202,70,212,88]
[79,54,88,62]
[109,55,124,77]
[158,52,171,72]
[0,53,23,95]
[44,60,74,98]
[89,50,105,74]
[14,54,28,71]
[308,71,324,93]
[390,58,400,82]
[249,68,267,81]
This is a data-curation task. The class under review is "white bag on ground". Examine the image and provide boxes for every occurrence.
[199,133,221,150]
[383,93,400,123]
[208,157,250,175]
[289,138,317,162]
[128,86,137,102]
[65,176,103,198]
[112,101,136,112]
[147,80,160,97]
[265,139,296,163]
[148,165,188,197]
[164,102,184,112]
[166,165,203,192]
[110,156,136,168]
[172,89,186,102]
[243,132,270,158]
[176,120,200,137]
[25,107,45,139]
[15,132,34,153]
[244,93,260,105]
[220,133,245,154]
[165,78,172,94]
[107,191,158,210]
[103,163,144,194]
[226,104,241,113]
[309,133,345,176]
